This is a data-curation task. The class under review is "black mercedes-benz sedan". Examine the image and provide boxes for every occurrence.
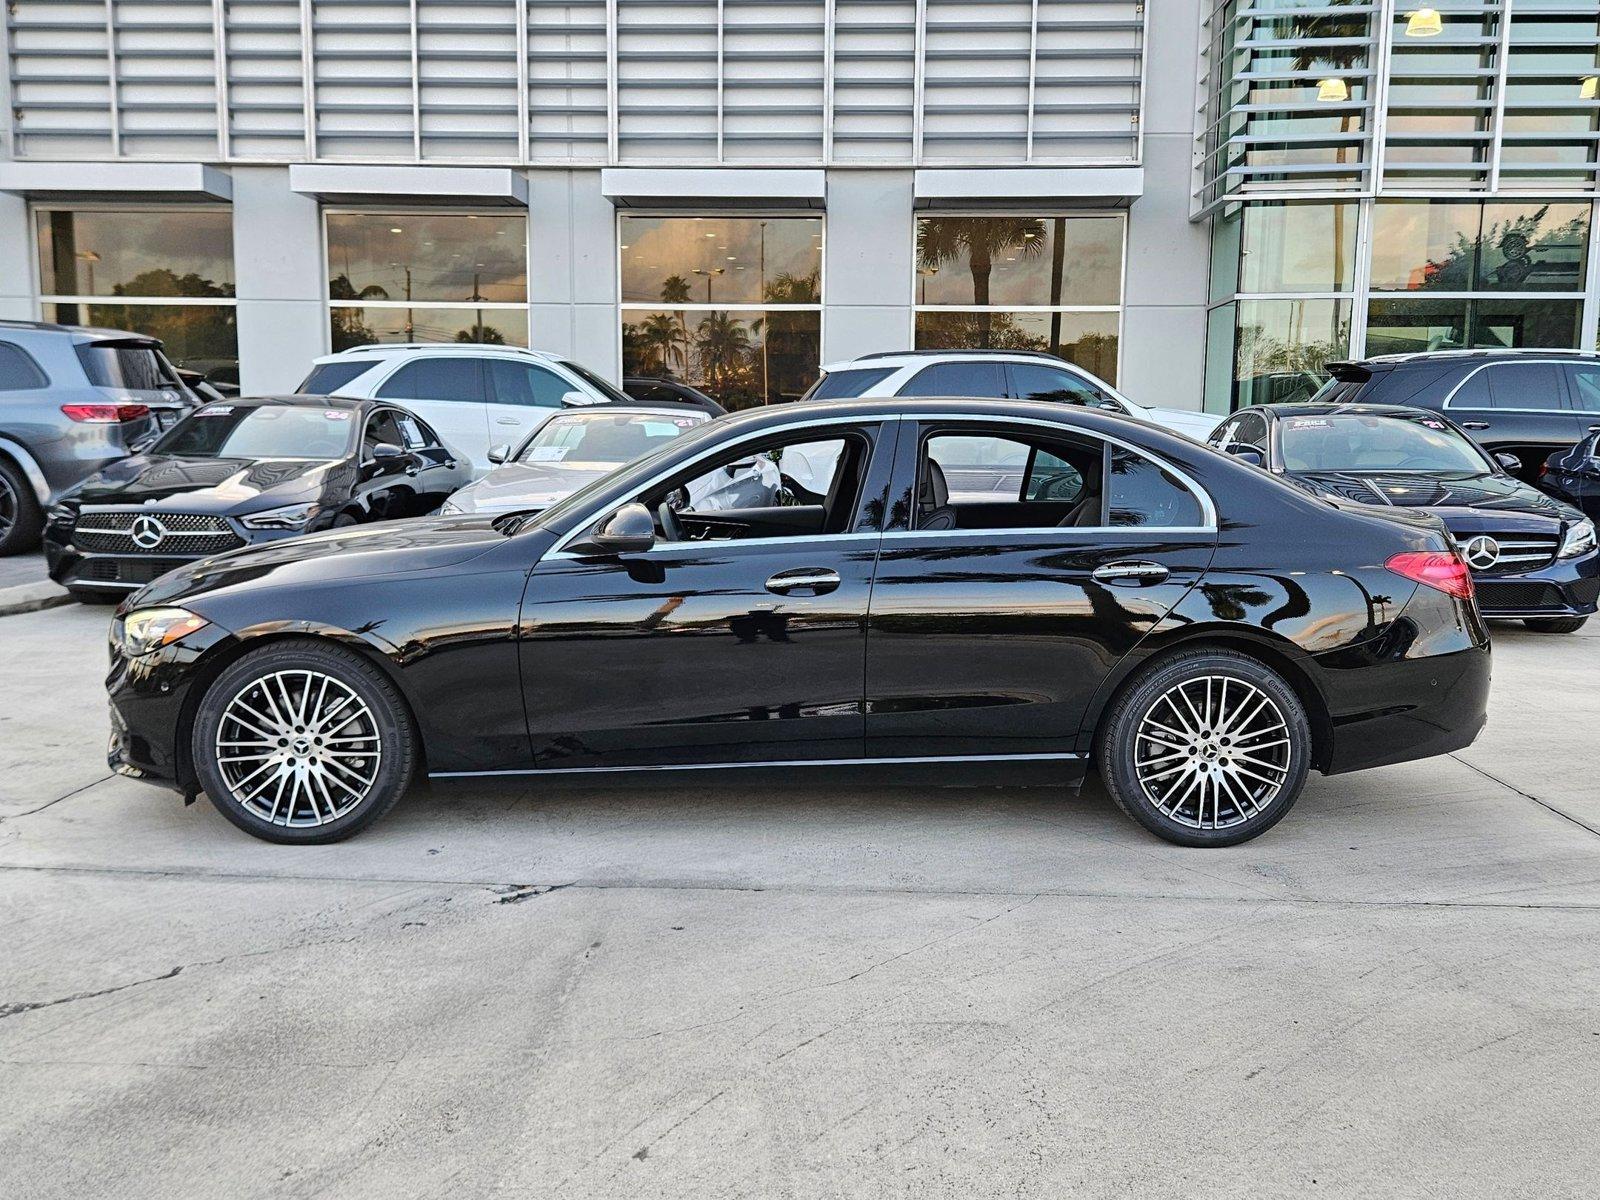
[105,397,1490,848]
[1540,431,1600,524]
[45,396,471,601]
[1209,402,1599,634]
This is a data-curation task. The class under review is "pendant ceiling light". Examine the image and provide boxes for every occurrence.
[1582,76,1599,101]
[1317,78,1350,103]
[1405,8,1444,37]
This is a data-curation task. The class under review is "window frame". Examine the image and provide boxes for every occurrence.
[1441,359,1578,413]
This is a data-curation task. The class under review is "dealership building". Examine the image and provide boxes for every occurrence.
[1,0,1597,411]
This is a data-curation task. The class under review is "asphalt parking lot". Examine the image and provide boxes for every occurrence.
[1,603,1597,1198]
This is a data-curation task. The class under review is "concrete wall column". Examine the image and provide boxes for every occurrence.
[231,166,328,394]
[0,190,34,321]
[529,169,619,379]
[821,170,915,363]
[1120,0,1210,412]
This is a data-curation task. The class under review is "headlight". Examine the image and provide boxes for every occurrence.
[118,607,209,657]
[240,502,321,531]
[1559,517,1597,559]
[440,496,467,514]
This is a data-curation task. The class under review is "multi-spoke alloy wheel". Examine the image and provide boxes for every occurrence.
[1099,649,1311,847]
[0,459,42,556]
[194,641,415,843]
[215,670,382,826]
[1132,675,1289,831]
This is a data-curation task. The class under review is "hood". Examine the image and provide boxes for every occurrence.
[64,453,337,515]
[131,513,515,610]
[1288,470,1580,528]
[449,459,615,514]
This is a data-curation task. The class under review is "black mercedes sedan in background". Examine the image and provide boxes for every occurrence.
[105,397,1490,849]
[1541,431,1600,524]
[45,396,471,601]
[1209,403,1599,633]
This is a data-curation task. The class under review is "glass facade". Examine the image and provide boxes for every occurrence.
[35,208,238,382]
[912,215,1124,382]
[325,213,529,352]
[618,216,823,409]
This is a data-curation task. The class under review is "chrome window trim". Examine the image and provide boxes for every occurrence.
[1441,359,1583,414]
[540,409,1218,563]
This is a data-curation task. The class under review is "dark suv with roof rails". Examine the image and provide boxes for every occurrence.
[1317,351,1600,483]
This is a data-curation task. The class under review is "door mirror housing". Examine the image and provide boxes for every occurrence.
[586,502,657,555]
[366,442,414,477]
[1222,442,1266,468]
[561,390,594,408]
[1493,451,1522,474]
[487,442,511,465]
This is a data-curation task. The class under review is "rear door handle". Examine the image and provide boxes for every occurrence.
[765,568,841,596]
[1461,421,1491,430]
[1092,560,1170,585]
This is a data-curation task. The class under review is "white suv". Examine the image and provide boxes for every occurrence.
[805,351,1221,441]
[297,345,632,474]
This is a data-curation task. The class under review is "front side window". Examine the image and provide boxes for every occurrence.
[619,215,823,409]
[913,215,1123,384]
[155,405,356,461]
[1009,363,1105,406]
[325,212,528,351]
[376,358,487,405]
[364,410,407,453]
[36,208,238,381]
[488,361,569,408]
[1278,412,1492,474]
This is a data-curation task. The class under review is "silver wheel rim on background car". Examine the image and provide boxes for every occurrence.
[0,473,15,540]
[214,670,382,826]
[1132,675,1291,830]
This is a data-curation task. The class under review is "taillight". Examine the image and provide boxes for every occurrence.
[61,403,151,423]
[1386,550,1474,601]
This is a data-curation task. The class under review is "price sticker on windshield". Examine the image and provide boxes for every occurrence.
[524,447,568,461]
[323,410,351,420]
[1288,417,1332,429]
[197,405,233,416]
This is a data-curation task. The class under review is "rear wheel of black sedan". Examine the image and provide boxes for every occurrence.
[192,640,416,844]
[1098,649,1312,847]
[1523,616,1588,634]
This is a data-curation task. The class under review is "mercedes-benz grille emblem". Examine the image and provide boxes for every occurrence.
[129,514,168,550]
[1462,534,1500,571]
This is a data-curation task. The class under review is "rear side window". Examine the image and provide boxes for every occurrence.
[1451,362,1566,411]
[299,361,378,394]
[376,358,486,404]
[900,361,1007,398]
[806,367,896,400]
[1108,448,1205,528]
[74,343,180,391]
[0,342,49,391]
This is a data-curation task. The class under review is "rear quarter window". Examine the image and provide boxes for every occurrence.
[805,367,897,400]
[0,342,49,391]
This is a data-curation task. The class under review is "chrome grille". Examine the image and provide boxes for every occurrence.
[1454,531,1559,577]
[74,510,244,556]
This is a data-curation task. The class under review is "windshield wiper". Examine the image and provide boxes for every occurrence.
[491,509,544,537]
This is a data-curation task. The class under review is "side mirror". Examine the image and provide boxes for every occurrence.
[1223,442,1265,468]
[1493,451,1522,474]
[588,502,656,555]
[1095,399,1123,412]
[367,442,412,476]
[561,390,594,408]
[487,443,511,465]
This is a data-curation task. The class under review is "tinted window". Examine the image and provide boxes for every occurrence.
[488,360,568,408]
[74,343,181,391]
[376,359,485,404]
[1233,412,1268,449]
[299,361,377,395]
[1108,449,1205,527]
[1567,364,1600,413]
[625,382,676,404]
[396,414,439,449]
[1466,362,1566,411]
[0,342,49,391]
[1278,412,1490,474]
[364,409,407,452]
[900,361,1007,398]
[559,359,633,404]
[1009,363,1103,406]
[806,367,896,400]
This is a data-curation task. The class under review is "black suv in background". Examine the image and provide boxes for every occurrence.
[1318,351,1600,481]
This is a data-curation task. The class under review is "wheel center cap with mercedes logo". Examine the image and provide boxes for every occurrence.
[1462,534,1500,571]
[130,514,168,550]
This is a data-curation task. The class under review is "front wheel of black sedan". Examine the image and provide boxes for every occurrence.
[1098,649,1312,848]
[192,640,416,844]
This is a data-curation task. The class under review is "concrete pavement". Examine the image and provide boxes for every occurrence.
[1,605,1597,1198]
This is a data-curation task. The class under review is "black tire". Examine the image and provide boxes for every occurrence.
[1098,648,1313,848]
[191,639,417,844]
[1523,616,1588,634]
[0,457,43,556]
[67,588,121,605]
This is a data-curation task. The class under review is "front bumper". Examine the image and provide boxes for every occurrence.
[1471,552,1600,619]
[46,520,304,593]
[106,618,236,792]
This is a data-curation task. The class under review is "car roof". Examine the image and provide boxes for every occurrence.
[546,404,706,420]
[0,319,163,346]
[1332,348,1600,375]
[1245,402,1440,421]
[820,349,1072,373]
[312,343,564,363]
[695,395,1174,443]
[207,394,372,411]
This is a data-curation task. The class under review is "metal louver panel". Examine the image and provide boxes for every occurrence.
[830,0,918,162]
[418,0,521,159]
[224,0,313,157]
[311,0,416,158]
[526,0,608,161]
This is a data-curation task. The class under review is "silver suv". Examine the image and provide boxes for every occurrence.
[0,322,195,555]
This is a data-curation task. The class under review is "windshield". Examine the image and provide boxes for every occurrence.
[1278,412,1492,474]
[517,411,702,466]
[557,360,633,405]
[151,405,356,460]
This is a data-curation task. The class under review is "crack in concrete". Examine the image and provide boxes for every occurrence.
[1450,752,1600,840]
[0,774,115,822]
[0,965,183,1020]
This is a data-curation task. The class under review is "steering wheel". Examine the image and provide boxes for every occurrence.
[656,496,684,542]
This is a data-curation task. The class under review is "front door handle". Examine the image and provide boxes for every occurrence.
[1461,421,1491,430]
[1092,560,1170,585]
[765,568,841,596]
[494,416,520,426]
